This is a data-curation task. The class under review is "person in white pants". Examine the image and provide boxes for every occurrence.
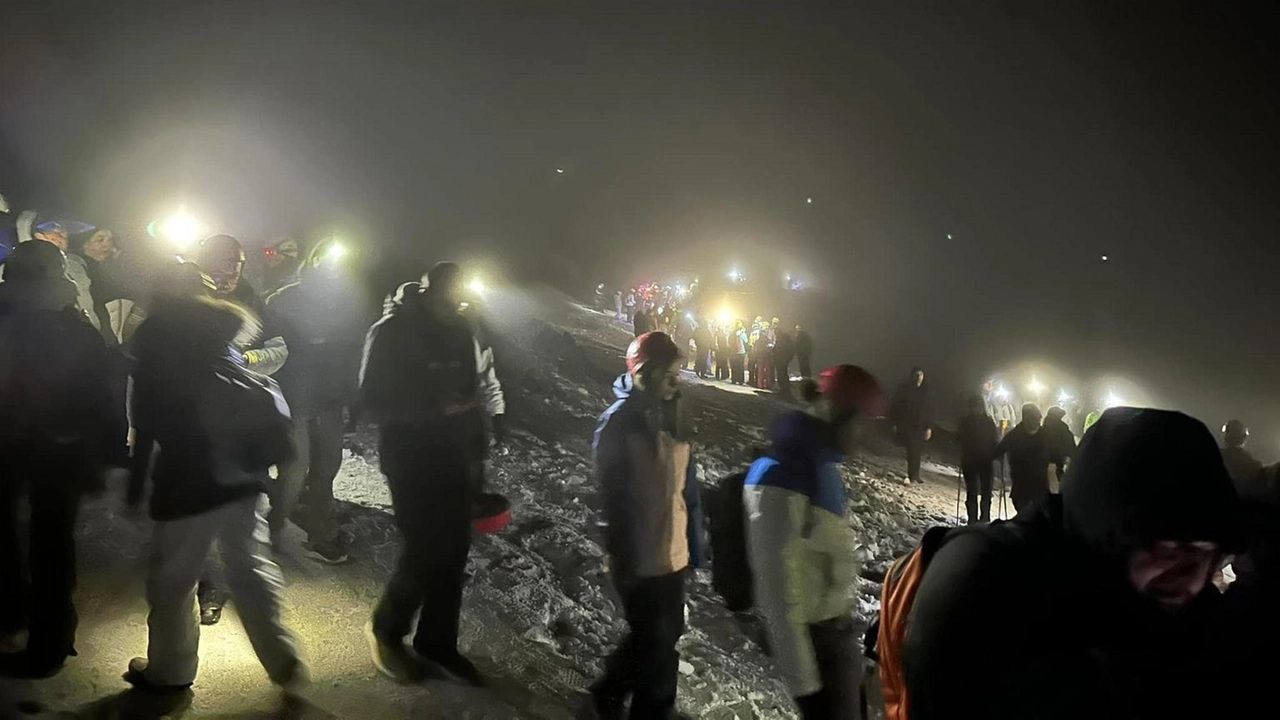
[137,495,301,688]
[126,290,305,692]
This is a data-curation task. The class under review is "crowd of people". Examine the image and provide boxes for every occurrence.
[2,199,1278,720]
[0,203,507,695]
[620,290,815,399]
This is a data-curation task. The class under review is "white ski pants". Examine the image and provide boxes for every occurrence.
[143,494,299,686]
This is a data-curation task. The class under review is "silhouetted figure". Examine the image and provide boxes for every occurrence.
[994,404,1049,514]
[890,367,933,483]
[958,396,999,523]
[0,241,113,679]
[794,324,813,379]
[360,262,504,686]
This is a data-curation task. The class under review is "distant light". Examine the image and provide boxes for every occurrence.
[806,197,813,204]
[1101,255,1109,262]
[556,168,565,174]
[157,211,204,247]
[1104,390,1123,408]
[995,384,1010,400]
[1057,388,1073,404]
[326,242,347,259]
[717,307,733,324]
[468,279,486,295]
[1026,377,1046,397]
[685,312,693,320]
[947,234,953,240]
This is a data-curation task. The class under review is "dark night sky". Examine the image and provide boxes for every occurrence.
[3,1,1278,450]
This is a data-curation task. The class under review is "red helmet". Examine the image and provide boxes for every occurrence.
[819,365,886,418]
[626,332,681,377]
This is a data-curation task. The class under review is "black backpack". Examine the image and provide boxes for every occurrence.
[709,470,754,612]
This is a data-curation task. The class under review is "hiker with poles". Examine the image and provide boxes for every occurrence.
[957,396,999,524]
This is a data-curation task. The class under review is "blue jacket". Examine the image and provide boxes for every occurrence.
[593,373,706,581]
[744,410,859,697]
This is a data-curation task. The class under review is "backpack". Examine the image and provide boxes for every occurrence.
[201,363,295,486]
[865,525,952,720]
[709,470,754,612]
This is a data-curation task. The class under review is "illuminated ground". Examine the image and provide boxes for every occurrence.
[0,288,961,718]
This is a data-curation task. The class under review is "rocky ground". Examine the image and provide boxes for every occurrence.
[1,286,979,719]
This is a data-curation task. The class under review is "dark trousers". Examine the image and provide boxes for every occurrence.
[797,354,812,380]
[269,407,345,543]
[904,434,923,482]
[961,462,994,523]
[731,356,746,385]
[795,618,865,720]
[693,345,710,378]
[0,462,81,664]
[1010,475,1050,516]
[593,571,686,719]
[372,443,473,659]
[715,352,729,381]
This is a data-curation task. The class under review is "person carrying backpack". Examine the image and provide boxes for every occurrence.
[124,294,305,693]
[582,331,705,720]
[885,408,1240,720]
[745,365,884,719]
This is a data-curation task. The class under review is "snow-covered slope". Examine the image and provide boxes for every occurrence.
[1,285,961,719]
[333,287,953,718]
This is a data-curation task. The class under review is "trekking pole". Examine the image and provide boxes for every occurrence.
[955,467,963,524]
[999,457,1008,519]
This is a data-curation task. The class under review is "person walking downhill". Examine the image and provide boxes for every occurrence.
[360,262,504,686]
[745,365,884,719]
[958,395,999,524]
[582,331,706,720]
[0,241,116,679]
[124,292,305,693]
[890,367,933,484]
[263,238,370,563]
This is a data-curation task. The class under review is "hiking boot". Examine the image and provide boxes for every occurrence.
[302,538,349,565]
[274,657,311,696]
[197,583,224,626]
[365,623,427,684]
[417,650,487,688]
[123,657,193,693]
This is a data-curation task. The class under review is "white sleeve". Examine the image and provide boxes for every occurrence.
[476,338,505,416]
[745,484,822,697]
[248,336,290,376]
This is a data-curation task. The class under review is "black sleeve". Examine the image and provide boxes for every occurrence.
[595,415,636,575]
[905,534,1102,720]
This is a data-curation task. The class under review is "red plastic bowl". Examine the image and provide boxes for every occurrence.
[472,493,512,534]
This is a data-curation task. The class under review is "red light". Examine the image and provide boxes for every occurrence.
[264,248,277,258]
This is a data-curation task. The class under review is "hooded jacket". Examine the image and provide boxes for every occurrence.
[0,277,113,478]
[958,411,999,465]
[994,421,1050,501]
[361,282,503,473]
[744,411,859,698]
[904,408,1239,720]
[129,297,290,520]
[265,271,371,416]
[593,373,705,583]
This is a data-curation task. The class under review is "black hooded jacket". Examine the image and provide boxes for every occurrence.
[994,422,1049,500]
[0,277,114,478]
[904,408,1239,720]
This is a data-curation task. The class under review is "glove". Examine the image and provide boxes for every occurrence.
[243,349,263,367]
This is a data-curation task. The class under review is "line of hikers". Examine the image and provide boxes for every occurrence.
[5,225,1277,718]
[587,331,1279,720]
